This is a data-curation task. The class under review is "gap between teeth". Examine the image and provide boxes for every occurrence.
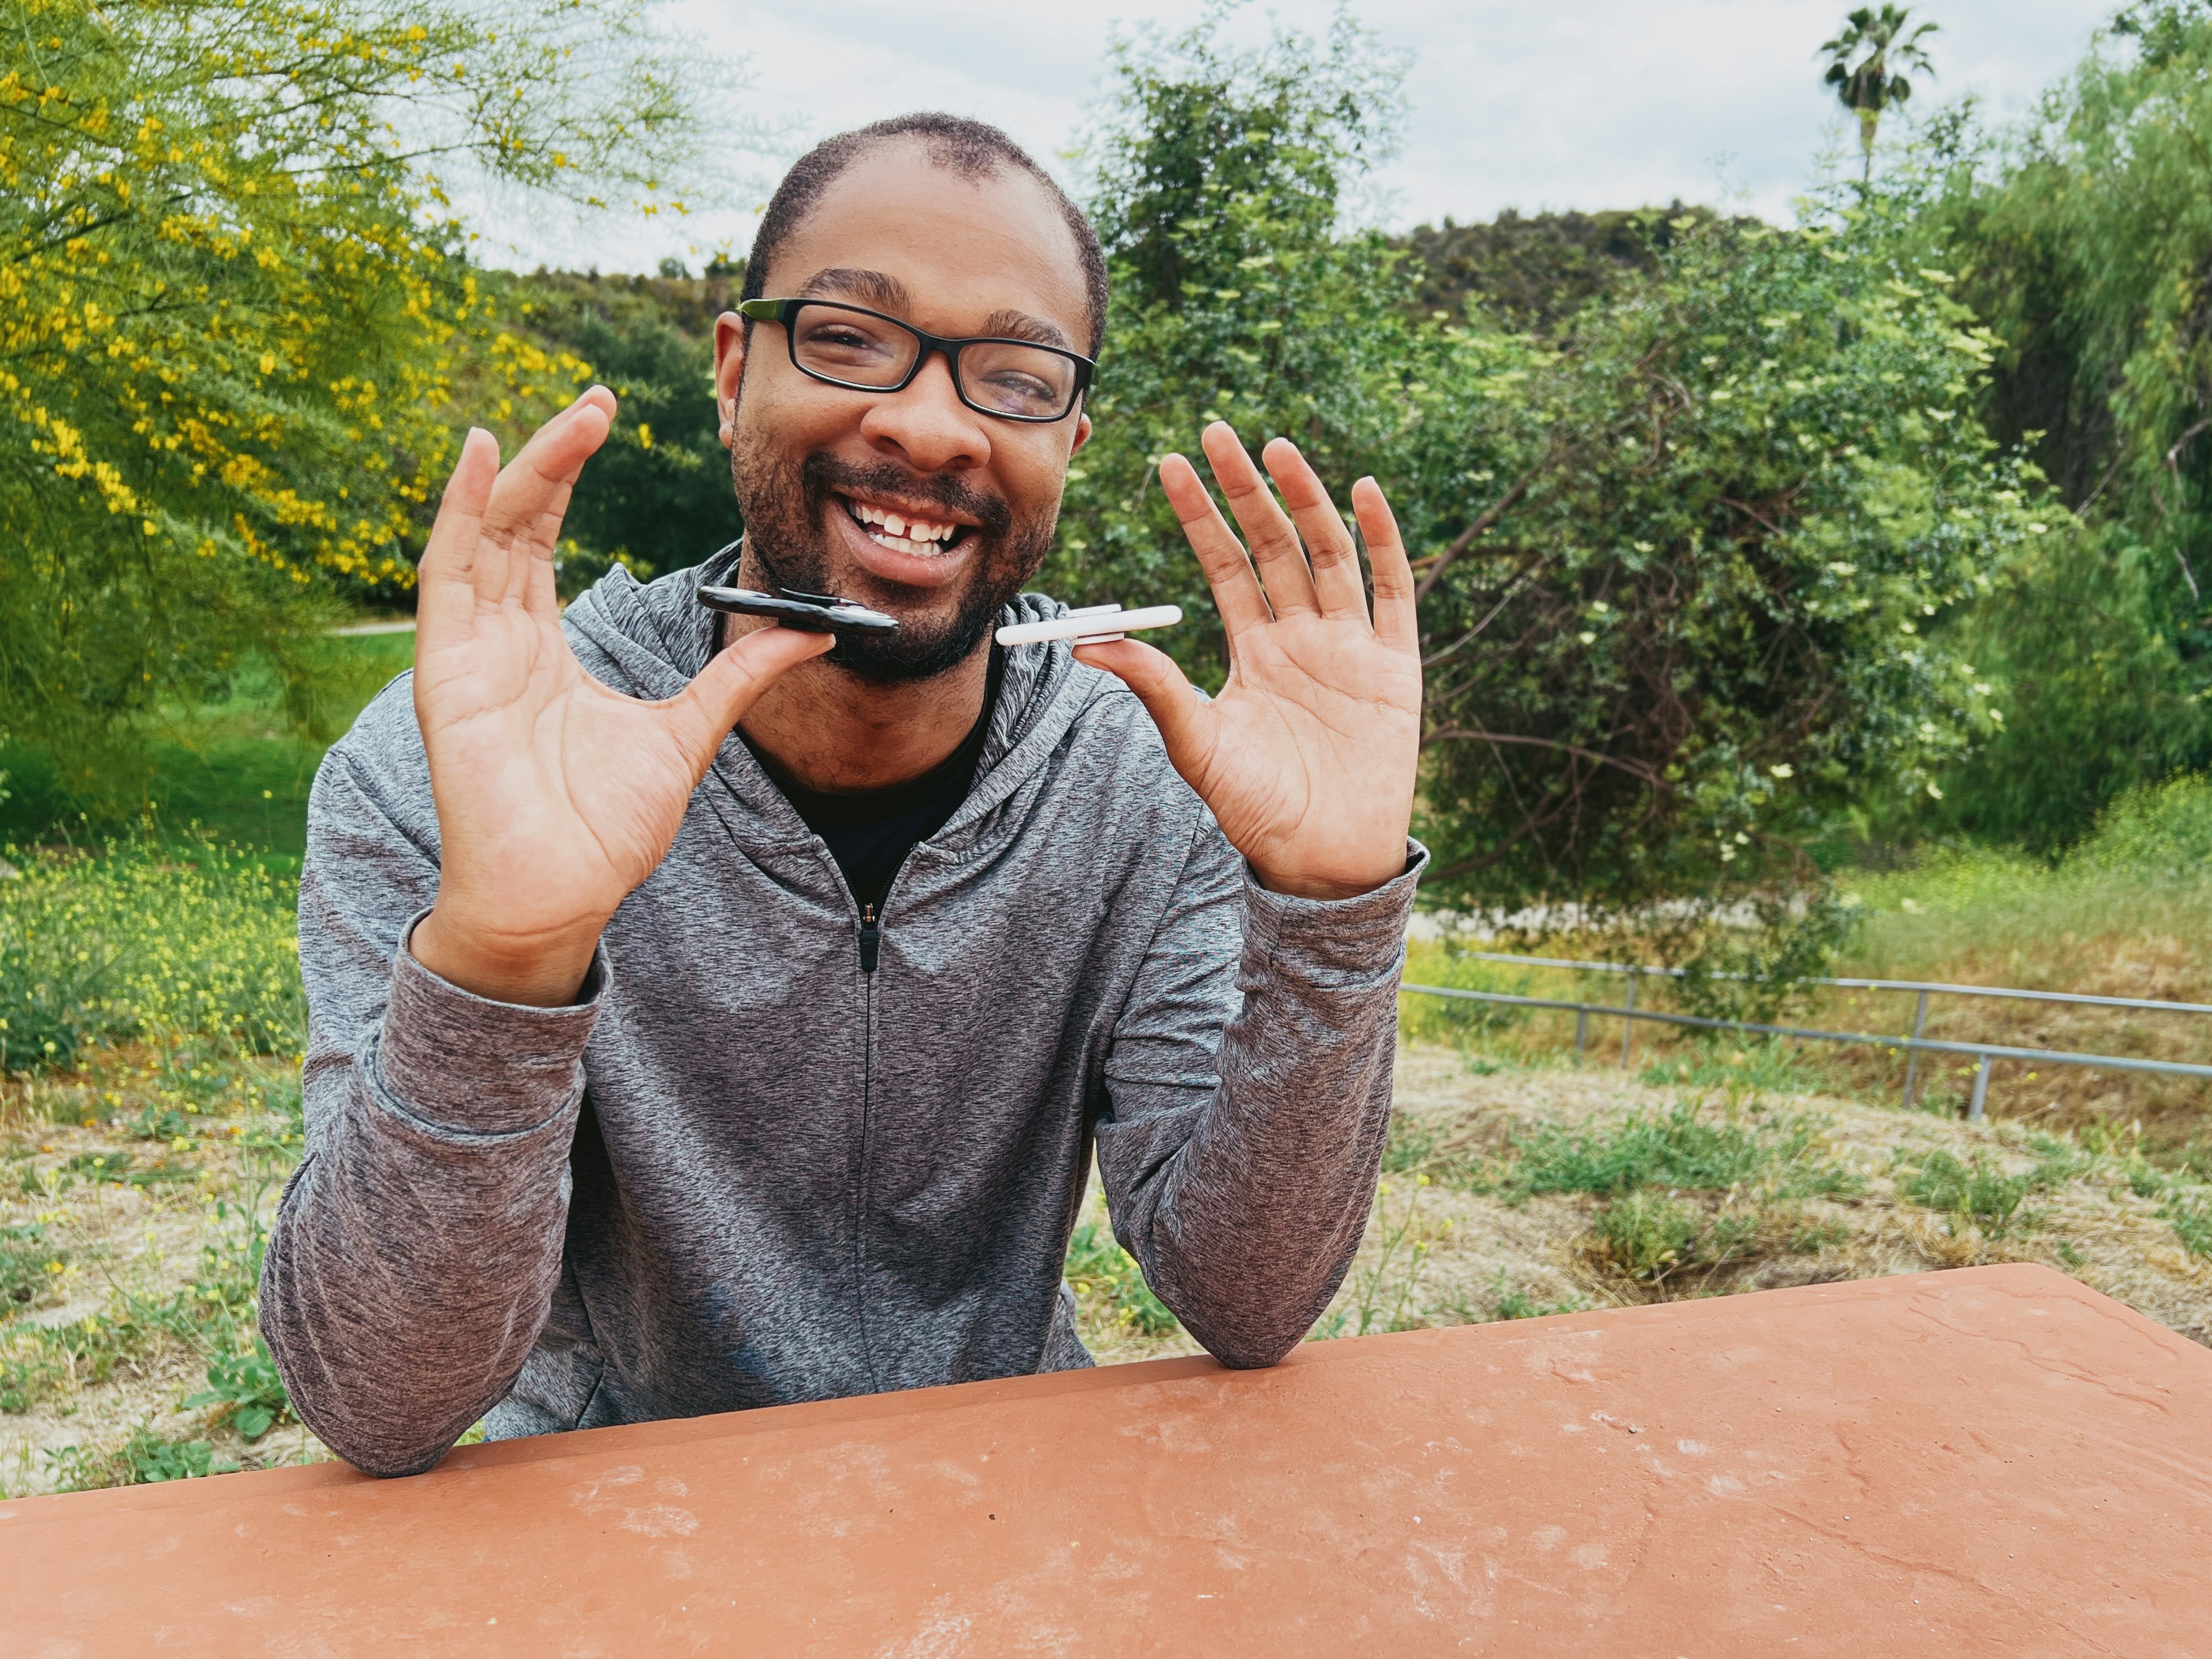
[848,500,957,543]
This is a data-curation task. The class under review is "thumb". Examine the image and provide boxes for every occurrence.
[1073,637,1218,781]
[664,624,835,770]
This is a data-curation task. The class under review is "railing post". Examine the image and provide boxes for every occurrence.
[1575,1008,1588,1057]
[1621,971,1637,1069]
[1902,989,1930,1109]
[1968,1053,1991,1122]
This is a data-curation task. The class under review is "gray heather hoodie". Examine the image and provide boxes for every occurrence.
[261,558,1424,1478]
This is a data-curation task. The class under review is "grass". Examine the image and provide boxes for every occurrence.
[0,631,413,865]
[1400,777,2212,1168]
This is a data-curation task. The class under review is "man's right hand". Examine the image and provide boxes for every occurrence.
[408,389,831,1006]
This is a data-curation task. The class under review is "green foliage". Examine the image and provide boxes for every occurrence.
[1490,1280,1588,1321]
[1666,890,1865,1023]
[1820,6,1941,178]
[1,0,729,785]
[1056,8,1418,687]
[1640,1037,1817,1096]
[1410,218,2031,910]
[1907,4,2212,845]
[1592,1191,1708,1279]
[1895,1147,2037,1234]
[0,1222,59,1315]
[0,839,303,1075]
[1064,1220,1178,1337]
[1395,944,1531,1048]
[1506,1103,1857,1201]
[506,270,747,594]
[1399,207,1721,338]
[183,1335,288,1441]
[1063,10,2034,922]
[2166,1191,2212,1255]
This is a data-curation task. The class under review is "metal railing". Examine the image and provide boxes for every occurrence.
[1400,950,2212,1121]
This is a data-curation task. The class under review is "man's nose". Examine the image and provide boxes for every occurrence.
[857,349,992,474]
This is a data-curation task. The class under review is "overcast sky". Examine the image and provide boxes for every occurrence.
[490,0,2117,273]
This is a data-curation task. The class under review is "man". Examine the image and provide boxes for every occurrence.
[262,114,1425,1478]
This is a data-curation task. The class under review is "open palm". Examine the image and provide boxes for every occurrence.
[409,390,829,1005]
[1075,425,1421,900]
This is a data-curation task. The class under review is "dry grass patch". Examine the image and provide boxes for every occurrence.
[1072,1044,2212,1366]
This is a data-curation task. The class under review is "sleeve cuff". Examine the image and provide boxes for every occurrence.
[1242,839,1428,987]
[367,910,610,1138]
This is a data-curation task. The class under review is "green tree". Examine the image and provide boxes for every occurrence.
[1407,218,2033,910]
[1054,6,1417,684]
[1066,8,2040,925]
[1898,2,2212,848]
[508,268,747,595]
[0,0,731,796]
[1821,5,1940,184]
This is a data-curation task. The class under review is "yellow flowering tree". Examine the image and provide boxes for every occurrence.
[0,0,725,782]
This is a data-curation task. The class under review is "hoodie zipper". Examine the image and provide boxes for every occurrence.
[859,903,881,974]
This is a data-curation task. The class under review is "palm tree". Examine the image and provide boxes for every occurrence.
[1820,6,1940,185]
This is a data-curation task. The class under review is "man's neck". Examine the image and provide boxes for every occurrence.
[726,546,993,795]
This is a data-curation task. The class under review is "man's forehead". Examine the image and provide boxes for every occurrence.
[759,146,1089,348]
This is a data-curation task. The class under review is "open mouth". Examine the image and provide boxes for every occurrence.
[839,495,972,559]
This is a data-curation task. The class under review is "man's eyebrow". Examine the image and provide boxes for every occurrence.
[790,272,1078,352]
[794,268,914,312]
[978,310,1074,351]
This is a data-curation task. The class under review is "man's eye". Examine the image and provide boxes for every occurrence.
[981,371,1055,402]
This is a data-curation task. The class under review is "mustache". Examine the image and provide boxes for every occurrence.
[800,452,1013,542]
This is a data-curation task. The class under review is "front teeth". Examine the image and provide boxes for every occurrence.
[848,499,961,554]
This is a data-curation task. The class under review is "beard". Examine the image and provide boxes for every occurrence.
[729,436,1059,684]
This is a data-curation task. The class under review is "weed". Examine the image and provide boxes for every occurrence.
[183,1336,288,1441]
[0,838,305,1079]
[2164,1192,2212,1257]
[1335,1177,1442,1336]
[1592,1193,1704,1280]
[1506,1102,1855,1202]
[120,1426,236,1484]
[1897,1150,2037,1237]
[1640,1038,1813,1098]
[1397,944,1531,1050]
[1,1222,61,1314]
[1065,1221,1177,1338]
[1490,1282,1589,1321]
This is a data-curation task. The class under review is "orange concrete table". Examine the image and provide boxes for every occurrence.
[3,1263,2208,1656]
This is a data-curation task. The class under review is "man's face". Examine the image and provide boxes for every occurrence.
[714,145,1094,682]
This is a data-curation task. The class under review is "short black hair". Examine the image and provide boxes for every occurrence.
[741,113,1108,357]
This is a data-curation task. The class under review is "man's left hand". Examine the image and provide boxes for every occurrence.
[1075,423,1421,901]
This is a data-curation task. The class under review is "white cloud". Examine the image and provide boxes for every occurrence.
[484,0,2115,273]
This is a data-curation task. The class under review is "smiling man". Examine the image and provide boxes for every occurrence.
[260,115,1425,1477]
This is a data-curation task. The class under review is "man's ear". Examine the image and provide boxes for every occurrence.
[1070,409,1092,457]
[713,312,746,450]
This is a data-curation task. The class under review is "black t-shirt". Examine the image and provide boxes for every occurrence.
[738,646,1005,915]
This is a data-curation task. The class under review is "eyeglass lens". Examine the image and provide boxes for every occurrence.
[787,303,1079,421]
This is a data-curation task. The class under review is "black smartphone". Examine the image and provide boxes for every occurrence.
[697,584,900,637]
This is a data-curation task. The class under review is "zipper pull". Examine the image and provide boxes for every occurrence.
[859,903,881,975]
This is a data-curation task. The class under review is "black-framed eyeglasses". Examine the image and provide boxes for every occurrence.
[738,297,1094,424]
